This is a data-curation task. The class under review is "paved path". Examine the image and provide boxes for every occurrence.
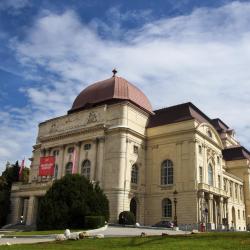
[0,237,54,245]
[88,226,188,237]
[0,226,189,245]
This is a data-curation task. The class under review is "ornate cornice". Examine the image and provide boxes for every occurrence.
[38,124,106,143]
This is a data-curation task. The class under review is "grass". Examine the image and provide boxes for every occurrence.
[1,232,250,250]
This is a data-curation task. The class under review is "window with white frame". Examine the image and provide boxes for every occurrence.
[208,164,213,186]
[133,145,139,154]
[65,162,73,175]
[162,198,172,218]
[84,144,91,150]
[81,160,91,179]
[161,160,173,185]
[240,186,243,200]
[199,166,203,183]
[199,145,202,154]
[235,184,238,199]
[218,175,221,189]
[54,164,58,179]
[53,150,59,156]
[131,164,139,184]
[68,147,74,154]
[223,178,227,191]
[229,182,232,196]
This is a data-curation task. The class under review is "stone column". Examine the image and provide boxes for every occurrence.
[219,197,224,225]
[91,138,98,180]
[26,196,37,225]
[199,191,205,222]
[96,137,105,185]
[8,197,21,224]
[208,193,215,230]
[23,198,29,223]
[74,142,81,173]
[225,198,229,230]
[58,145,66,178]
[214,200,218,229]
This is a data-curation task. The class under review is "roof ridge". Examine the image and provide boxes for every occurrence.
[153,102,192,112]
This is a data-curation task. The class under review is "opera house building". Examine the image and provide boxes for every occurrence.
[9,72,250,231]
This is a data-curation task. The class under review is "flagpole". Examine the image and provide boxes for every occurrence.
[19,158,25,181]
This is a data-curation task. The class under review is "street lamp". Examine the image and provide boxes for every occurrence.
[173,190,178,227]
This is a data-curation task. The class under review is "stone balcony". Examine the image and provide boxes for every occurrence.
[198,183,229,198]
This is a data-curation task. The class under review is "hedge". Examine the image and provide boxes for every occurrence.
[85,216,105,229]
[118,211,135,225]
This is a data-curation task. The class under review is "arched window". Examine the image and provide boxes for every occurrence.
[54,164,58,179]
[162,198,172,218]
[81,160,91,179]
[131,164,139,184]
[161,160,173,185]
[208,164,213,186]
[65,162,73,175]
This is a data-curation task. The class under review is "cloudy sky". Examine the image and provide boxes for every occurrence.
[0,0,250,172]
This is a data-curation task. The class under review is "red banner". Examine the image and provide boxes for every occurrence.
[39,156,55,176]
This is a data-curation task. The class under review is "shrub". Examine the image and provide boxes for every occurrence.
[118,211,135,225]
[36,174,109,230]
[85,216,105,229]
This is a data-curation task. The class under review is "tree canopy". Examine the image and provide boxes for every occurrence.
[36,174,109,230]
[0,161,21,227]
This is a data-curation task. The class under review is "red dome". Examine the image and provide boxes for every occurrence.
[68,76,153,114]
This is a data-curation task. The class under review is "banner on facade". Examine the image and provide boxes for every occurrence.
[39,156,55,176]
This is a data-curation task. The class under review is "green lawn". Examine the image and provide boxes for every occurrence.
[1,232,250,250]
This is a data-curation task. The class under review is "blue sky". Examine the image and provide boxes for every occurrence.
[1,0,250,172]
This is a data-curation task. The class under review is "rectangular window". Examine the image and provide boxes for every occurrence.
[223,178,228,192]
[84,144,91,150]
[133,145,139,154]
[218,175,221,189]
[199,166,203,183]
[229,182,232,196]
[53,150,59,156]
[235,184,238,199]
[240,187,243,200]
[217,156,220,164]
[199,145,202,154]
[68,147,74,154]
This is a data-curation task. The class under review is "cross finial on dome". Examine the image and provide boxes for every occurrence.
[112,68,117,77]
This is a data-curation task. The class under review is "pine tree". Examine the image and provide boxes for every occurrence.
[36,174,109,230]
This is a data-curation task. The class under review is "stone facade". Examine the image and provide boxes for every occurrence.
[9,76,249,231]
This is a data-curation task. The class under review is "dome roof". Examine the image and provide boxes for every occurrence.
[68,76,153,114]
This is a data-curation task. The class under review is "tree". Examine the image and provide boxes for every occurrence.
[36,174,109,230]
[19,167,30,183]
[2,161,20,187]
[0,161,28,227]
[0,176,10,226]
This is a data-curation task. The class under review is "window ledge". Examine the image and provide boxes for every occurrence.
[130,184,138,190]
[160,185,174,190]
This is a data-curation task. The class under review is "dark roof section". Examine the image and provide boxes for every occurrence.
[68,76,153,114]
[211,118,229,133]
[222,146,250,161]
[147,102,211,128]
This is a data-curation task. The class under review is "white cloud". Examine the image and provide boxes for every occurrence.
[1,1,250,172]
[0,0,30,11]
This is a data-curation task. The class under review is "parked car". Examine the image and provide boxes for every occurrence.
[152,221,174,228]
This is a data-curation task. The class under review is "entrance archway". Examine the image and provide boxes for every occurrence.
[130,198,137,221]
